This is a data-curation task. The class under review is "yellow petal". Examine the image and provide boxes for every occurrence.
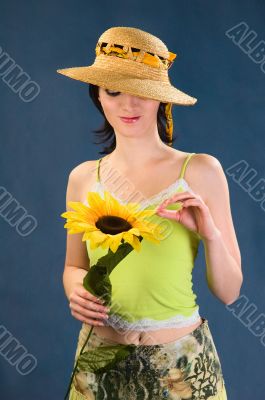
[122,231,141,251]
[82,229,97,241]
[131,235,142,252]
[109,232,124,253]
[86,191,105,209]
[128,227,140,236]
[90,230,109,246]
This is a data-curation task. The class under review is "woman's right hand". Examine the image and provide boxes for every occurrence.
[69,283,110,326]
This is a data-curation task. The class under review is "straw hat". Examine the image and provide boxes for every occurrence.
[57,26,197,146]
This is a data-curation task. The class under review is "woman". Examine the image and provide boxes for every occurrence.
[58,26,242,399]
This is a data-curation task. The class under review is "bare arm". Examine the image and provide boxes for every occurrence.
[203,229,242,305]
[62,163,109,325]
[195,154,243,305]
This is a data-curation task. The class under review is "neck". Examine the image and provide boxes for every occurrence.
[107,132,173,169]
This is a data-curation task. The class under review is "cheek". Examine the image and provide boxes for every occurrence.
[101,100,116,117]
[144,105,160,121]
[144,101,160,115]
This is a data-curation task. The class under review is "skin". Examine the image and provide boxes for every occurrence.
[62,87,243,345]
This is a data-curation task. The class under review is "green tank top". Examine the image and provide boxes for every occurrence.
[84,153,201,331]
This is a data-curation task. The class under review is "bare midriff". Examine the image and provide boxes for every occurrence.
[92,317,203,345]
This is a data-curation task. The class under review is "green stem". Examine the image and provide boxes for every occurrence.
[64,325,94,400]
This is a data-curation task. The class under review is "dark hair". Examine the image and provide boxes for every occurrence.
[88,84,177,155]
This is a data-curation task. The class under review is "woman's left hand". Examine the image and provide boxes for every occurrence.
[155,191,220,241]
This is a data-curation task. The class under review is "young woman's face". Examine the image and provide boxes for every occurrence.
[98,87,161,139]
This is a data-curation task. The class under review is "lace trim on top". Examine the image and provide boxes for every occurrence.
[86,177,195,210]
[102,308,201,331]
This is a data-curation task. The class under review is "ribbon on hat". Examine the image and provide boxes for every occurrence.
[95,42,177,70]
[165,103,173,146]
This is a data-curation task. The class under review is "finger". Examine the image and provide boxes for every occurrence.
[156,208,181,220]
[71,309,105,326]
[75,286,104,305]
[156,198,203,219]
[70,301,108,320]
[158,195,202,212]
[158,192,195,208]
[156,201,183,213]
[181,198,204,210]
[71,295,107,313]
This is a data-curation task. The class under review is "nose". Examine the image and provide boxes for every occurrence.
[120,92,142,112]
[122,92,142,104]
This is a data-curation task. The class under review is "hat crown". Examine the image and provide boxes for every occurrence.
[97,26,170,59]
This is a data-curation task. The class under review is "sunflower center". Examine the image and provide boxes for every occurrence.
[96,215,132,234]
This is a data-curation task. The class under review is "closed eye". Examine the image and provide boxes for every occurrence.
[105,89,121,96]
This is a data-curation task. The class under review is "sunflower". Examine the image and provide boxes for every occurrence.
[61,190,165,253]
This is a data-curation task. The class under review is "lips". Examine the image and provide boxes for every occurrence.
[120,116,140,118]
[120,116,141,123]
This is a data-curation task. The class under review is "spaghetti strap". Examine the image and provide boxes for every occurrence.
[96,158,103,183]
[179,153,196,180]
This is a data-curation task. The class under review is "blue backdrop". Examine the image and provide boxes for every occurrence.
[1,0,265,398]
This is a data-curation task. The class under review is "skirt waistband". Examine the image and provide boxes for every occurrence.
[79,317,210,349]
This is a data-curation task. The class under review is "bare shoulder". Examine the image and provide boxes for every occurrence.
[186,153,227,203]
[189,153,223,176]
[69,159,97,181]
[66,159,98,203]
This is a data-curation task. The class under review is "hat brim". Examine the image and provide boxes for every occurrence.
[56,66,197,106]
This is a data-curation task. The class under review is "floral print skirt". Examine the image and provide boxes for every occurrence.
[69,317,227,400]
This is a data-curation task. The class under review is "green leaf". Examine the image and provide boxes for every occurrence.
[76,344,136,374]
[96,238,143,275]
[83,265,112,305]
[83,238,143,306]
